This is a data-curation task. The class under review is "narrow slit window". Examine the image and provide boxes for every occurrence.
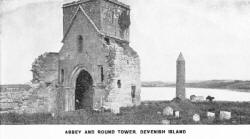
[104,37,110,45]
[117,80,121,88]
[101,66,104,82]
[131,86,136,99]
[77,35,83,52]
[98,65,104,82]
[61,69,64,83]
[111,11,115,24]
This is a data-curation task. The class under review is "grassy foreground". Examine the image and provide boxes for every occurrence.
[1,101,250,125]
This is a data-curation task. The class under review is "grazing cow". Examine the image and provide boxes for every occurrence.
[206,96,215,102]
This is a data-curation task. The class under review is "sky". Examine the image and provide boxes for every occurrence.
[1,0,250,84]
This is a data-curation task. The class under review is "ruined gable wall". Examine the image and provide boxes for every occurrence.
[63,0,101,36]
[31,52,59,83]
[60,9,107,86]
[1,52,59,114]
[59,9,111,111]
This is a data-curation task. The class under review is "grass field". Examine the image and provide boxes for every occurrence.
[1,100,250,125]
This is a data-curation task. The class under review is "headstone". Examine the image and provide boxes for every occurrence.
[51,113,55,117]
[175,111,180,118]
[207,112,215,120]
[220,111,231,120]
[193,114,200,122]
[163,106,174,116]
[162,120,170,125]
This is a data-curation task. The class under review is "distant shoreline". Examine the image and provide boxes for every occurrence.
[1,80,250,93]
[142,80,250,93]
[142,86,250,93]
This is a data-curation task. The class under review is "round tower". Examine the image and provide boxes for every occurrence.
[176,52,186,100]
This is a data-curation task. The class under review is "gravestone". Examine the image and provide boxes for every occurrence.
[193,114,200,122]
[163,106,174,116]
[220,111,231,120]
[207,112,215,120]
[175,111,180,118]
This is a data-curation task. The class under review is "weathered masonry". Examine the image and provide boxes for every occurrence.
[0,0,140,114]
[57,0,141,112]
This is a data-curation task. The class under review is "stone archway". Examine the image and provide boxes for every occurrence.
[74,70,94,110]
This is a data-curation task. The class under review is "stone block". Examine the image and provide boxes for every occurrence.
[220,111,231,120]
[163,106,174,116]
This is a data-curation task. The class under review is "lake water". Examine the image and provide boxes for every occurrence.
[141,87,250,102]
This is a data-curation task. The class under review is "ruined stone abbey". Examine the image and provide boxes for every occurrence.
[30,0,141,113]
[0,0,140,114]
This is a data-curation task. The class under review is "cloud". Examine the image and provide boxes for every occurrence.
[1,0,63,13]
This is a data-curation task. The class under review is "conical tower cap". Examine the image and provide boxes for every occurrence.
[177,52,185,61]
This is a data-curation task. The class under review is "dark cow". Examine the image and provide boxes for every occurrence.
[206,96,215,102]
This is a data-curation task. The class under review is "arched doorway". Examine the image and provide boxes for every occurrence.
[75,70,94,110]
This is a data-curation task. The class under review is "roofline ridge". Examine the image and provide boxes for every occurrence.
[62,0,130,9]
[62,5,129,43]
[62,5,101,42]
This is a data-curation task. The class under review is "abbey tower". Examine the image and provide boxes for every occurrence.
[56,0,141,112]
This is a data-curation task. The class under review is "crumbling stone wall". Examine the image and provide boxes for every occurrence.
[0,85,31,113]
[0,83,57,114]
[31,52,59,83]
[1,52,59,114]
[103,40,141,109]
